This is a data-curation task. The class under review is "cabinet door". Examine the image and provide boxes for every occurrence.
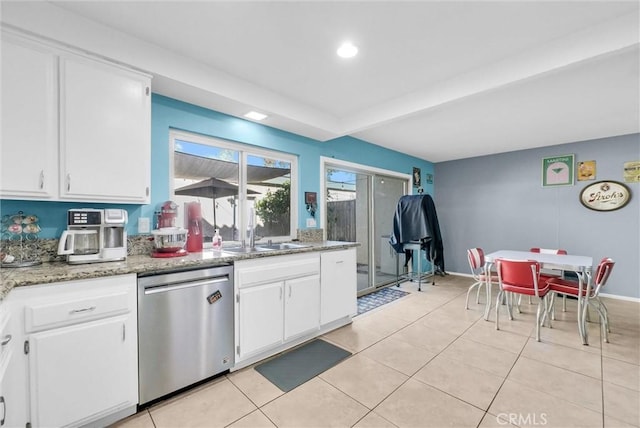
[321,249,357,325]
[28,315,137,428]
[0,34,58,199]
[284,275,320,341]
[238,282,283,359]
[59,54,151,203]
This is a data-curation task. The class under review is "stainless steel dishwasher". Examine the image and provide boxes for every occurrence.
[137,265,234,405]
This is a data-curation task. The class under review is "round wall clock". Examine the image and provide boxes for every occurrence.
[579,180,631,211]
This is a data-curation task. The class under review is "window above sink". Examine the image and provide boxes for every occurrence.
[170,130,299,247]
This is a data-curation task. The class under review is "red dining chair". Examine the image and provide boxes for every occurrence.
[495,258,550,342]
[465,248,499,310]
[521,248,567,308]
[546,257,615,342]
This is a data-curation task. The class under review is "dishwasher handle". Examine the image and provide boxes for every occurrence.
[144,276,229,295]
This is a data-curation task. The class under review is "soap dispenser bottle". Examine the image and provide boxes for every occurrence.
[212,229,222,250]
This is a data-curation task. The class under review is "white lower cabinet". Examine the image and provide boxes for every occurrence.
[321,248,357,325]
[29,315,135,427]
[4,275,138,428]
[234,248,356,369]
[284,274,321,341]
[235,253,321,364]
[238,281,284,359]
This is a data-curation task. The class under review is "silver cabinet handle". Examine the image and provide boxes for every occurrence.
[336,260,344,264]
[66,173,71,191]
[289,284,292,298]
[39,170,44,189]
[70,306,96,314]
[1,335,11,346]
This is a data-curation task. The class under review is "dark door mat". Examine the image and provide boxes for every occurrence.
[254,339,351,392]
[357,287,410,315]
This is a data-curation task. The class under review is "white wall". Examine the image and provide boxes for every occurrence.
[434,133,640,299]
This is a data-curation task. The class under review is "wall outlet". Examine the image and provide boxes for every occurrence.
[138,217,150,234]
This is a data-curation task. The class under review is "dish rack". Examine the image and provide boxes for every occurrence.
[1,210,43,267]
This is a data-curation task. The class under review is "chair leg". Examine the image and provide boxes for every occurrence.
[544,295,552,328]
[465,281,481,310]
[495,290,503,331]
[549,293,557,321]
[598,298,611,333]
[593,301,609,343]
[535,298,543,342]
[540,295,551,329]
[506,292,515,320]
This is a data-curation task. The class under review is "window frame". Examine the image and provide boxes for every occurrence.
[169,129,298,245]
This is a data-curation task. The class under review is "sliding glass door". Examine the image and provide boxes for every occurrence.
[373,175,406,288]
[325,165,408,295]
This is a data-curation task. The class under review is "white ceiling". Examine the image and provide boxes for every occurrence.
[4,1,639,162]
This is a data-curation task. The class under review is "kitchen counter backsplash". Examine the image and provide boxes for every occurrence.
[2,229,323,263]
[1,235,157,263]
[297,228,324,242]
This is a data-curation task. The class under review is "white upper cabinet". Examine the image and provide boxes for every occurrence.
[0,30,151,204]
[59,54,150,202]
[1,34,58,200]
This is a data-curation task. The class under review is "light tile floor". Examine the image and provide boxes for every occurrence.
[114,275,640,428]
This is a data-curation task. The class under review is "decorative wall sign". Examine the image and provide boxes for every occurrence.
[305,191,317,217]
[623,161,640,183]
[579,180,631,211]
[412,167,421,186]
[542,154,574,187]
[425,173,433,184]
[577,160,596,181]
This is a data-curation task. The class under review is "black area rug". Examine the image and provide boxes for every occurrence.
[254,339,351,392]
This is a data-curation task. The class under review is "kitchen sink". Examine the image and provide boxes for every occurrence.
[222,246,274,254]
[222,242,310,254]
[256,242,310,251]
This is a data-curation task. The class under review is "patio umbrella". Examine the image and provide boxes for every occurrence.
[175,177,257,228]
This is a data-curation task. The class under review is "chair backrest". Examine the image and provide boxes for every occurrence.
[530,247,568,255]
[496,258,543,296]
[467,248,485,279]
[592,257,615,296]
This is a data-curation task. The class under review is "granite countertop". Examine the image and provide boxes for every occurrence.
[0,241,358,300]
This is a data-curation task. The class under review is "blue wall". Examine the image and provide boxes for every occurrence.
[434,133,640,299]
[0,94,433,239]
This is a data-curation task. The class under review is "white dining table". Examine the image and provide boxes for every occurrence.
[484,250,594,345]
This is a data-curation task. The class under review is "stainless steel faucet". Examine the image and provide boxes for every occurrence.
[248,208,256,250]
[248,225,256,250]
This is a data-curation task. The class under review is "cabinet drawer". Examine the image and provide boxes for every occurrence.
[236,253,320,288]
[25,291,130,333]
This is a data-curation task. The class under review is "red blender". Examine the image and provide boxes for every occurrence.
[186,202,203,253]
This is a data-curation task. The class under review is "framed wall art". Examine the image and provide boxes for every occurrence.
[623,161,640,182]
[412,167,421,187]
[542,154,574,187]
[577,160,596,181]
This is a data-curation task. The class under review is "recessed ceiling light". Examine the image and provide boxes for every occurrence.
[244,111,268,121]
[337,41,358,59]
